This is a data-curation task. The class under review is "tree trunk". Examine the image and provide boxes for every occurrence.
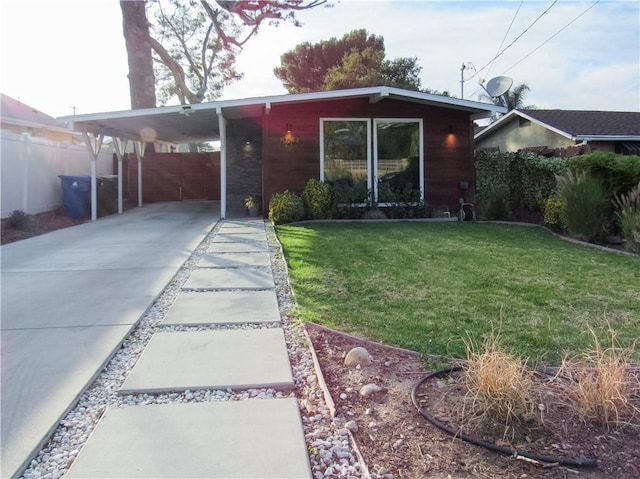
[120,0,156,109]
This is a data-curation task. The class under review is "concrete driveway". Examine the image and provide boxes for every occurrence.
[1,202,220,479]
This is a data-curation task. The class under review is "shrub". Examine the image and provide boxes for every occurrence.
[268,191,304,225]
[463,331,541,437]
[542,196,564,230]
[362,209,386,220]
[613,181,640,253]
[478,183,511,220]
[302,179,333,220]
[8,209,30,229]
[331,183,367,219]
[568,152,640,198]
[556,170,610,244]
[557,323,638,428]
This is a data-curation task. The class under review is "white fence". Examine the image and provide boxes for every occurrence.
[1,131,113,218]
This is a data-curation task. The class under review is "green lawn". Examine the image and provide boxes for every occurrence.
[276,222,640,365]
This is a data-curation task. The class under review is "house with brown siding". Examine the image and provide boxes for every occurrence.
[61,87,505,220]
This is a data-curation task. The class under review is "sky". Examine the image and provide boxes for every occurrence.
[1,0,638,119]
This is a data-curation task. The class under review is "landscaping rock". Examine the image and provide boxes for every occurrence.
[344,346,372,367]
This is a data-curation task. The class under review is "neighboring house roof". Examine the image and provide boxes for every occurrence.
[60,86,507,144]
[1,93,80,139]
[475,109,640,142]
[2,93,59,129]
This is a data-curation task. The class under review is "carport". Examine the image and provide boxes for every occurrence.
[61,98,265,221]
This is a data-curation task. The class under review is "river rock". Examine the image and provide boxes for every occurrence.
[360,383,383,397]
[344,347,372,367]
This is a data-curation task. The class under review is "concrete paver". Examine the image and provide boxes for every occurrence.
[162,290,280,325]
[65,399,311,479]
[206,241,269,253]
[183,267,275,290]
[198,251,271,267]
[211,232,268,243]
[120,328,294,393]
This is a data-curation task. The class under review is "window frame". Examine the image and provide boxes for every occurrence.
[319,117,424,205]
[373,118,424,206]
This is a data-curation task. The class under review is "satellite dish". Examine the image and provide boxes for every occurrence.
[484,76,513,97]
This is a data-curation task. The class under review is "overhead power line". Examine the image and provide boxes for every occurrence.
[466,0,558,83]
[500,0,601,75]
[485,0,525,81]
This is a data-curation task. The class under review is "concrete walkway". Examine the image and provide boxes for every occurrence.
[1,203,311,478]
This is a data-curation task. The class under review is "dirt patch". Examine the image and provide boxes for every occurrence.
[1,209,91,245]
[305,323,640,479]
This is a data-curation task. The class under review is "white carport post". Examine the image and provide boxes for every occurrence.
[133,141,146,207]
[82,132,104,221]
[217,107,227,219]
[113,138,129,214]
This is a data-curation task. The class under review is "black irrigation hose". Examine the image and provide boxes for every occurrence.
[411,366,598,469]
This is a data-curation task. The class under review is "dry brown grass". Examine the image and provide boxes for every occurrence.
[557,323,639,428]
[462,329,542,439]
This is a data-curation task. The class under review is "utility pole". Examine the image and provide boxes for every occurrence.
[460,62,475,99]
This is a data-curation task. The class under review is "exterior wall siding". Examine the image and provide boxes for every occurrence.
[262,97,474,214]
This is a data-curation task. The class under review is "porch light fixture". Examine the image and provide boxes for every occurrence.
[281,123,299,146]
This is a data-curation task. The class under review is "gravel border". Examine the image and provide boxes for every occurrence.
[20,219,363,479]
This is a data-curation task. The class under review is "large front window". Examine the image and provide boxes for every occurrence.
[320,118,423,204]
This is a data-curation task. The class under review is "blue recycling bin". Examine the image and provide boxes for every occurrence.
[59,175,91,217]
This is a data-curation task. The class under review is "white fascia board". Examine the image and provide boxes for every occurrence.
[57,86,505,135]
[577,135,640,141]
[473,109,518,139]
[474,109,575,140]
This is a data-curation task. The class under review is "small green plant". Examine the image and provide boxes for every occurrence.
[8,209,30,229]
[542,196,564,230]
[613,181,640,253]
[268,190,304,225]
[556,170,610,244]
[557,322,639,428]
[244,195,258,209]
[302,179,333,220]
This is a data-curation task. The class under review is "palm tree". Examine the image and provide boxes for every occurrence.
[480,82,534,111]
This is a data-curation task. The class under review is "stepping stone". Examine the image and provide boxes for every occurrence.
[163,290,280,325]
[212,232,267,243]
[198,252,271,268]
[207,241,268,253]
[65,399,311,478]
[120,329,294,393]
[183,267,274,290]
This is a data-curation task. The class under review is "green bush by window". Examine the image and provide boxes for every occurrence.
[302,179,333,220]
[268,191,304,225]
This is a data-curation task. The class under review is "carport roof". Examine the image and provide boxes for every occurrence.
[58,86,506,144]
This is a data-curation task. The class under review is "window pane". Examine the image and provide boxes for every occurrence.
[376,121,420,203]
[323,120,368,202]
